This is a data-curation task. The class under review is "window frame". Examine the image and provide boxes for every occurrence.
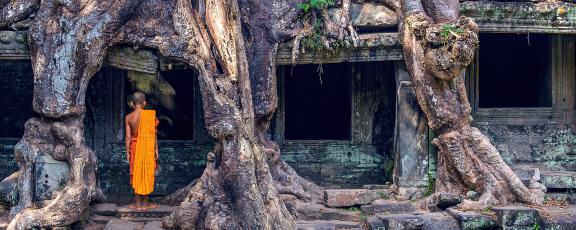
[274,64,354,144]
[466,33,574,122]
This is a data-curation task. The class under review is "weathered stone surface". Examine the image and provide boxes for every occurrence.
[296,220,363,230]
[103,219,143,230]
[545,193,576,205]
[392,79,429,201]
[350,3,398,28]
[91,203,117,216]
[366,216,385,230]
[363,184,391,190]
[324,189,375,208]
[492,206,539,228]
[143,221,163,230]
[116,205,176,220]
[376,213,424,230]
[540,171,576,189]
[91,215,115,224]
[420,212,460,230]
[538,206,576,230]
[370,189,392,200]
[363,199,417,215]
[446,208,497,230]
[512,167,540,185]
[34,154,71,201]
[435,193,462,210]
[0,172,18,207]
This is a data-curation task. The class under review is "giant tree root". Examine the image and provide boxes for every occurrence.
[400,0,546,210]
[433,126,545,211]
[8,117,103,230]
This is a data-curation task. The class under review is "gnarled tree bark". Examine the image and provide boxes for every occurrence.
[399,0,546,211]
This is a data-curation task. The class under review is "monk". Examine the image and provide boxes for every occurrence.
[125,91,159,211]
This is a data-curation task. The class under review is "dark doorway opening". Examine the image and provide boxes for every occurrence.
[125,69,196,140]
[0,61,35,138]
[478,33,552,108]
[283,63,351,140]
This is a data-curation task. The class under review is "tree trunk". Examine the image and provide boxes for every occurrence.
[399,0,546,210]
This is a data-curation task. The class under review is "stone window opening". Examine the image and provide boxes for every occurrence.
[477,33,553,108]
[279,63,352,141]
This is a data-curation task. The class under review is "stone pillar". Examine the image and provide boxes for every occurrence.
[392,62,430,200]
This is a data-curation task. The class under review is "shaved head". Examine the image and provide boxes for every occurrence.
[130,91,147,109]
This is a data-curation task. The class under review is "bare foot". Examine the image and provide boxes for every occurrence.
[127,204,141,210]
[141,203,158,211]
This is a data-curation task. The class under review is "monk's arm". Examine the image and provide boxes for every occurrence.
[125,117,132,162]
[155,118,159,159]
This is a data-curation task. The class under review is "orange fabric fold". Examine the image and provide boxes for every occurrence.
[131,110,157,195]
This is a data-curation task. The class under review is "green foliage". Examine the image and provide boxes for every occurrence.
[424,171,436,196]
[378,191,389,199]
[482,206,492,214]
[347,206,361,212]
[533,222,539,230]
[359,212,368,222]
[298,0,335,14]
[440,24,465,39]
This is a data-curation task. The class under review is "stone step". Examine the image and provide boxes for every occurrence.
[492,206,539,228]
[374,213,424,230]
[104,219,144,230]
[296,220,363,230]
[115,205,176,220]
[540,171,576,189]
[91,203,117,216]
[323,189,376,208]
[545,192,576,205]
[538,206,576,230]
[361,199,417,215]
[419,212,460,230]
[446,208,497,230]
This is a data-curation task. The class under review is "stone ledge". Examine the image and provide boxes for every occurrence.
[446,208,497,230]
[324,189,375,208]
[492,206,539,228]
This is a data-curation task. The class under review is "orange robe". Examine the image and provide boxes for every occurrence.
[130,110,157,195]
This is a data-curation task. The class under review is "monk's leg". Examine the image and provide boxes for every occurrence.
[129,194,142,210]
[141,195,157,210]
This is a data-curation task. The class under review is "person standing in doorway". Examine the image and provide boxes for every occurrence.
[125,91,159,210]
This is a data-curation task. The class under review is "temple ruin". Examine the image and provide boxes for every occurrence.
[0,0,575,229]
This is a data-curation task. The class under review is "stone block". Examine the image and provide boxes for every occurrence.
[540,171,576,189]
[324,189,374,208]
[103,219,143,230]
[446,208,497,230]
[420,212,460,230]
[370,189,392,200]
[435,193,462,210]
[370,199,417,214]
[366,216,385,230]
[0,172,18,207]
[91,215,115,224]
[350,3,398,28]
[91,203,117,216]
[376,213,423,230]
[492,206,539,228]
[34,155,70,201]
[538,206,576,230]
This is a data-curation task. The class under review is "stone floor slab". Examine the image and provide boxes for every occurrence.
[103,219,144,230]
[91,203,117,216]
